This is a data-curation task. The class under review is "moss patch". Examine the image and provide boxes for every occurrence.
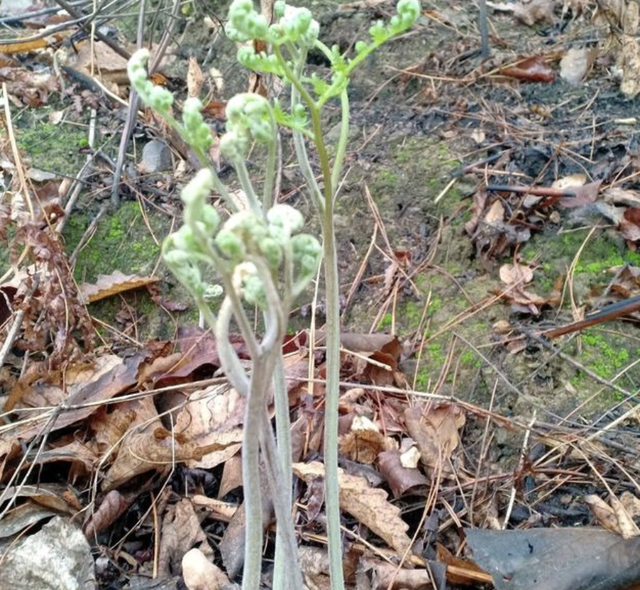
[63,201,165,283]
[15,108,89,176]
[520,228,636,302]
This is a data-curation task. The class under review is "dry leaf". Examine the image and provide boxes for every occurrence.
[484,199,505,225]
[552,174,587,190]
[83,490,131,539]
[191,495,238,522]
[182,548,229,590]
[498,262,548,315]
[79,271,158,303]
[187,56,204,99]
[559,47,595,85]
[339,415,396,464]
[499,262,534,285]
[377,449,428,498]
[357,557,444,589]
[584,494,622,534]
[5,354,144,440]
[604,186,640,208]
[174,385,244,469]
[293,461,413,555]
[404,404,465,479]
[218,453,244,498]
[158,498,214,577]
[621,492,640,519]
[499,56,555,82]
[512,0,556,25]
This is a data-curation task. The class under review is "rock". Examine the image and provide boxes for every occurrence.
[139,140,173,174]
[0,516,95,590]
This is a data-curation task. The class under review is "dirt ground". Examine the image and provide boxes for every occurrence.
[46,0,640,420]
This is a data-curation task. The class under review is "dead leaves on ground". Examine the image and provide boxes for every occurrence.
[497,261,558,315]
[0,318,478,587]
[294,461,413,556]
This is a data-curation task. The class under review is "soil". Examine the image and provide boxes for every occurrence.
[4,0,640,587]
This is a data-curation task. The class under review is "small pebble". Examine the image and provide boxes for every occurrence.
[139,140,173,173]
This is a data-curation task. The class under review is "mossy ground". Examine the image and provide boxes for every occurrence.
[6,3,638,422]
[15,106,92,177]
[61,199,198,341]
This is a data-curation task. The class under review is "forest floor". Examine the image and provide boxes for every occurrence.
[1,0,640,588]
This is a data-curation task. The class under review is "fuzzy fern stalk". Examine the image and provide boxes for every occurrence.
[128,0,419,585]
[225,1,421,587]
[129,54,324,590]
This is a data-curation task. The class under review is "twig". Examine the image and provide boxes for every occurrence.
[111,0,182,207]
[110,0,147,207]
[502,409,536,529]
[478,0,490,58]
[52,0,132,60]
[69,203,108,265]
[544,294,640,339]
[0,276,40,368]
[56,108,97,234]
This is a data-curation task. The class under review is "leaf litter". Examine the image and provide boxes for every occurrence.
[2,0,640,589]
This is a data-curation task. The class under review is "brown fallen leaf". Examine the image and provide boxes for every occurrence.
[621,492,640,520]
[187,56,204,99]
[339,415,396,464]
[158,498,214,577]
[191,495,238,522]
[437,542,493,586]
[499,56,555,83]
[357,557,445,589]
[219,474,273,580]
[621,208,640,243]
[3,354,145,448]
[512,0,556,26]
[560,47,596,85]
[377,449,429,498]
[79,271,158,304]
[83,490,131,539]
[584,494,640,539]
[293,461,413,555]
[0,501,61,539]
[498,261,549,315]
[174,385,244,469]
[0,483,80,516]
[217,453,243,499]
[339,333,404,386]
[604,186,640,208]
[0,66,58,107]
[404,404,466,479]
[557,180,601,208]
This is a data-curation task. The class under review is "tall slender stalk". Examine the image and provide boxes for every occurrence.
[128,3,421,587]
[271,355,293,590]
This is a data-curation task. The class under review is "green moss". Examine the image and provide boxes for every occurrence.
[375,169,399,187]
[414,365,430,390]
[63,201,165,283]
[519,229,640,303]
[460,349,483,369]
[580,330,630,379]
[15,109,88,176]
[404,300,425,329]
[627,251,640,266]
[426,342,446,365]
[378,313,393,330]
[430,297,443,313]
